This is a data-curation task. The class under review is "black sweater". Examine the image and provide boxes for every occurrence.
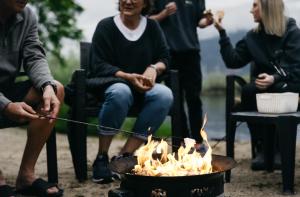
[87,16,169,91]
[219,18,300,87]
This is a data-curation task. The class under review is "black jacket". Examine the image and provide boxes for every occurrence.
[219,18,300,91]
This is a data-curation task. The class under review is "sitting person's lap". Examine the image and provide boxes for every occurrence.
[98,82,173,139]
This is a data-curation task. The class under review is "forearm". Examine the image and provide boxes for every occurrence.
[149,10,168,22]
[152,62,166,76]
[115,71,131,81]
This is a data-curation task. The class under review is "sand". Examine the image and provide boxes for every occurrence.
[1,127,300,197]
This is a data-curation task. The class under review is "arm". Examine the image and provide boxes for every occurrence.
[21,10,58,119]
[149,2,177,22]
[0,92,11,112]
[142,21,169,85]
[281,27,300,84]
[22,11,54,91]
[89,22,121,78]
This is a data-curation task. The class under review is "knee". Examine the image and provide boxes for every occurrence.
[152,85,174,109]
[105,83,133,106]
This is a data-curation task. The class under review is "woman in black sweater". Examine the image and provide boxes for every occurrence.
[214,0,300,170]
[88,0,173,183]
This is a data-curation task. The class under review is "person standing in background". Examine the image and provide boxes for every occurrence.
[149,0,213,148]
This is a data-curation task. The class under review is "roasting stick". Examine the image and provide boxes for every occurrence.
[39,114,224,150]
[38,114,182,148]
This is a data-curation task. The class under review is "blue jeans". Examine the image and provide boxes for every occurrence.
[98,83,173,140]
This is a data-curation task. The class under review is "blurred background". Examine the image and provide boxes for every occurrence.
[28,0,300,140]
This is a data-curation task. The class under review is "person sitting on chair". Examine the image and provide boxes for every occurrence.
[214,0,300,170]
[0,0,64,196]
[88,0,173,183]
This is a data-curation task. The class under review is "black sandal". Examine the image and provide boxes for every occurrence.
[17,178,63,197]
[0,185,16,197]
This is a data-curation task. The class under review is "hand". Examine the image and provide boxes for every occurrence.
[202,9,214,26]
[164,2,177,16]
[213,10,224,31]
[41,85,60,122]
[143,67,157,88]
[255,73,275,90]
[126,73,152,93]
[3,102,39,123]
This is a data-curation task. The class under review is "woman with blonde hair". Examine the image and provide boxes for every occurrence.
[214,0,300,170]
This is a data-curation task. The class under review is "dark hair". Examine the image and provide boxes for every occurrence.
[118,0,154,16]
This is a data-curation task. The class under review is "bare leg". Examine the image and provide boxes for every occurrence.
[98,135,114,156]
[16,81,64,194]
[120,136,144,155]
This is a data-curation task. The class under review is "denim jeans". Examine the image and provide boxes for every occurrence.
[98,83,173,140]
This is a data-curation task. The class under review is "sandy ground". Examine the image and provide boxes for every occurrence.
[1,127,300,197]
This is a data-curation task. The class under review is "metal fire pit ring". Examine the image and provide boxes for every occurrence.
[109,155,236,197]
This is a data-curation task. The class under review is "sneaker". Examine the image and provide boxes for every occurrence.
[110,153,133,180]
[92,153,113,183]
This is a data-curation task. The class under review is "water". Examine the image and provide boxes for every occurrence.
[202,95,300,141]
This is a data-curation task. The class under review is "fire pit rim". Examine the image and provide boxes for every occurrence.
[109,154,237,177]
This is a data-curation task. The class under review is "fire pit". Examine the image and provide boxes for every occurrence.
[109,119,236,197]
[109,154,235,197]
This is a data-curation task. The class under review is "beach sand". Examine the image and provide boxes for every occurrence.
[1,127,300,197]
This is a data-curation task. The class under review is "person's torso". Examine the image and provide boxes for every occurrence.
[245,19,299,75]
[101,17,162,74]
[0,7,32,87]
[153,0,205,52]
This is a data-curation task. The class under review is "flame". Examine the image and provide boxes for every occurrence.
[133,117,212,176]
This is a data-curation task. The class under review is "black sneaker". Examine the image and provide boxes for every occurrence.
[92,153,113,183]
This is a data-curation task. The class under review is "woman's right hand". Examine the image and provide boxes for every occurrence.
[214,10,225,31]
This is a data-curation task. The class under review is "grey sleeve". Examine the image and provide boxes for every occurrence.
[0,92,11,112]
[22,11,54,90]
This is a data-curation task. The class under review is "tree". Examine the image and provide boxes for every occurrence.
[30,0,83,65]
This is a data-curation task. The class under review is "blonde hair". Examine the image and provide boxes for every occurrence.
[256,0,286,37]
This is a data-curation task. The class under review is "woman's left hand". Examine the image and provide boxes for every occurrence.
[255,73,275,90]
[142,67,157,88]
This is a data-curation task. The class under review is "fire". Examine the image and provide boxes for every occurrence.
[133,121,212,176]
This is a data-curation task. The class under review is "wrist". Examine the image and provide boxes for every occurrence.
[148,64,159,74]
[41,81,57,94]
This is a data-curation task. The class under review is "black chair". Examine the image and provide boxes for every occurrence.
[65,42,181,181]
[225,67,299,194]
[0,100,58,183]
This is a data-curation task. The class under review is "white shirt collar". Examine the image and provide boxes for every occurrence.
[113,14,147,41]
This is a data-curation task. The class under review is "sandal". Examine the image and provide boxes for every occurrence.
[0,185,16,197]
[17,178,63,197]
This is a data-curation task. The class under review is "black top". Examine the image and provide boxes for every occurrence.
[151,0,205,52]
[219,18,300,90]
[87,16,169,91]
